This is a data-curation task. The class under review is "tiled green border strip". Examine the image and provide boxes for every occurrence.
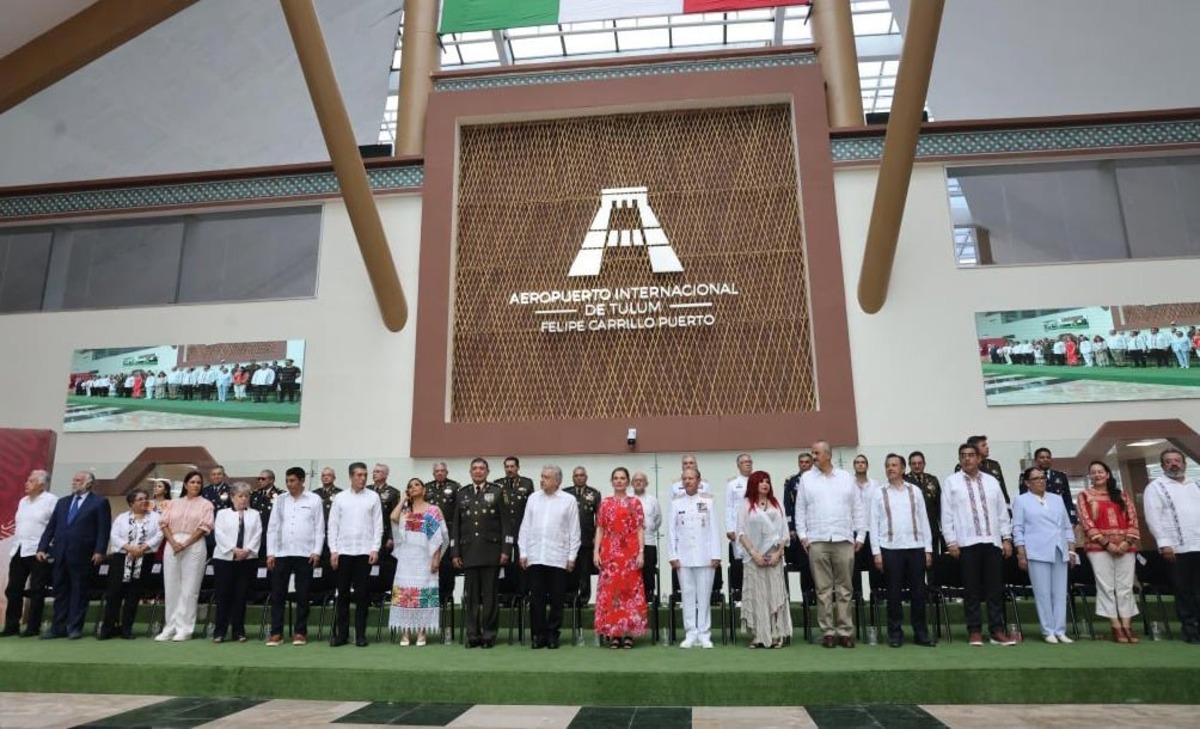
[433,52,818,92]
[832,118,1200,164]
[0,166,423,221]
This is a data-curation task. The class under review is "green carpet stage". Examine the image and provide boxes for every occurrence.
[2,632,1198,706]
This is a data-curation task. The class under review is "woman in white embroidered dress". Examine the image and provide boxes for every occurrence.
[389,478,447,646]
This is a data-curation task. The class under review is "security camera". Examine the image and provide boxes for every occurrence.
[626,428,638,447]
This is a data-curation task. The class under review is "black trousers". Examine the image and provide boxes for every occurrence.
[334,555,372,641]
[1171,552,1200,640]
[959,543,1005,634]
[527,564,567,643]
[881,548,929,641]
[641,545,659,602]
[100,554,151,637]
[4,554,48,634]
[1130,350,1147,367]
[438,552,457,604]
[213,559,256,639]
[279,382,298,402]
[463,565,500,642]
[500,546,527,596]
[727,543,743,598]
[573,545,594,603]
[270,556,312,636]
[1152,348,1169,367]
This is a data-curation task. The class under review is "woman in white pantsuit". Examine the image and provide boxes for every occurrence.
[1013,468,1077,643]
[156,470,214,642]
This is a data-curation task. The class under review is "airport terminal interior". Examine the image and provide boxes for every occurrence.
[1,0,1199,727]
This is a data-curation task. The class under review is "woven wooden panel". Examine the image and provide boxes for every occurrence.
[1118,303,1200,329]
[450,104,815,422]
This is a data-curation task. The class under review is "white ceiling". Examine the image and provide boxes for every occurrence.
[0,0,403,187]
[0,0,99,57]
[889,0,1200,120]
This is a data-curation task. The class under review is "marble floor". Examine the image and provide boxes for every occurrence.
[0,694,1195,729]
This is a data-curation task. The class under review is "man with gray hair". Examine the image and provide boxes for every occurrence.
[37,471,111,639]
[519,465,580,649]
[3,471,57,637]
[1144,448,1200,644]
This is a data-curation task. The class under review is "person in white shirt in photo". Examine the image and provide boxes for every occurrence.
[211,482,262,643]
[669,454,712,498]
[724,453,753,600]
[328,461,383,647]
[942,442,1015,647]
[1143,448,1200,644]
[870,454,935,648]
[2,470,57,637]
[668,468,721,649]
[265,466,325,646]
[797,441,864,648]
[632,471,662,603]
[519,465,581,650]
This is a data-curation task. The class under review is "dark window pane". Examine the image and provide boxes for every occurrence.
[0,230,52,312]
[57,220,184,309]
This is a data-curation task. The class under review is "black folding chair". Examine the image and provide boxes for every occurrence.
[1134,550,1175,640]
[1069,550,1097,640]
[928,553,964,643]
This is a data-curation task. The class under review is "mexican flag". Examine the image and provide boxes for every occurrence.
[440,1,812,34]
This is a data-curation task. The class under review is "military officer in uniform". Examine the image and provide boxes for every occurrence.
[783,453,813,567]
[498,457,535,597]
[202,465,233,514]
[250,469,285,537]
[314,467,341,565]
[905,451,944,554]
[369,463,402,584]
[451,458,511,648]
[668,468,722,648]
[1020,447,1077,525]
[564,466,602,604]
[424,461,461,604]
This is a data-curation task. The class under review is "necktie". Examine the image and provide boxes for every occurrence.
[236,512,245,549]
[68,494,82,525]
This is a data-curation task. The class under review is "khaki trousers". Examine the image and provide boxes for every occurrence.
[809,540,855,637]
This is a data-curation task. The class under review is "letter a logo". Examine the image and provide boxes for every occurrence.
[567,186,684,277]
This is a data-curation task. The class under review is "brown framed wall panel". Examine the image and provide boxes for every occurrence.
[412,63,857,456]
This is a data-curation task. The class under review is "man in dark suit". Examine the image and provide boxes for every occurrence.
[451,458,511,648]
[37,471,111,639]
[497,456,534,597]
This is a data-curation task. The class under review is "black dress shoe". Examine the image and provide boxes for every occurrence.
[548,638,560,649]
[914,637,937,647]
[20,629,39,638]
[466,638,481,648]
[481,640,495,649]
[355,637,369,647]
[531,638,544,649]
[888,639,902,648]
[0,628,19,637]
[67,632,83,640]
[330,636,348,647]
[39,631,62,640]
[96,632,112,641]
[121,633,136,640]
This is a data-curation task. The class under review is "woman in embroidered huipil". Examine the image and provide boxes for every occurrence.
[1077,461,1141,643]
[389,478,447,646]
[737,470,792,648]
[593,467,648,649]
[99,488,162,639]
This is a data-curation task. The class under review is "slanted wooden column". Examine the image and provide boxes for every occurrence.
[395,0,441,156]
[810,0,864,129]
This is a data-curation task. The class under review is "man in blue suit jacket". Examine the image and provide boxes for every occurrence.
[37,471,111,639]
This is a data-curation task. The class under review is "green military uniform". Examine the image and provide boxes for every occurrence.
[250,485,285,536]
[498,475,535,595]
[905,472,944,554]
[369,483,402,549]
[314,484,342,565]
[564,484,602,603]
[424,478,461,601]
[451,481,512,646]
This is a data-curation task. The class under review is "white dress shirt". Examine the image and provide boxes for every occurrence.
[796,467,865,543]
[213,508,264,560]
[328,488,384,556]
[667,493,722,567]
[11,492,57,557]
[518,489,581,569]
[725,475,748,558]
[1144,475,1200,554]
[266,490,325,558]
[941,470,1012,549]
[635,491,662,547]
[869,481,933,555]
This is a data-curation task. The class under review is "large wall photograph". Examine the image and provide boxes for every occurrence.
[975,304,1200,406]
[65,340,305,432]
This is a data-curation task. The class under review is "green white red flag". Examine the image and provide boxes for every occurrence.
[440,1,811,34]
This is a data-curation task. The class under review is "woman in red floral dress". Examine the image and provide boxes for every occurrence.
[593,466,648,648]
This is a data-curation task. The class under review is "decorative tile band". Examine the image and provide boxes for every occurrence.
[0,166,423,221]
[4,119,1198,222]
[832,119,1200,164]
[433,52,819,92]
